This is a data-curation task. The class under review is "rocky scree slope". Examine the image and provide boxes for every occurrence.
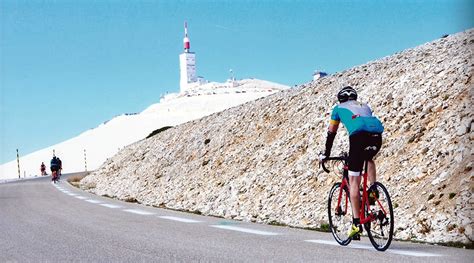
[81,29,473,245]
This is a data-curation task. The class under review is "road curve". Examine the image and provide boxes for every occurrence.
[1,173,472,262]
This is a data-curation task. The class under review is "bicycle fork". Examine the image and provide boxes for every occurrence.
[336,179,349,216]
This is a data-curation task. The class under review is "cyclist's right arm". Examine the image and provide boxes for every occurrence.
[324,109,340,158]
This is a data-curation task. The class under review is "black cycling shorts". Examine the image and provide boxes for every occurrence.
[51,166,59,172]
[348,132,382,174]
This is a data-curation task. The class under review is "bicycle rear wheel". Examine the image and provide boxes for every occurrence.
[365,182,394,251]
[328,182,352,246]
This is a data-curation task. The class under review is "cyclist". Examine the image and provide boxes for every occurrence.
[40,162,46,176]
[57,157,62,178]
[50,156,60,183]
[320,86,384,240]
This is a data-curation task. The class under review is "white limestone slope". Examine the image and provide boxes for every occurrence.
[0,79,288,180]
[81,29,473,244]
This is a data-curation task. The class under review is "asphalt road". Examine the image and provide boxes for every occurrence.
[1,173,472,262]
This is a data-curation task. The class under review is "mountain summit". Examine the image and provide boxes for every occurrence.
[0,79,288,180]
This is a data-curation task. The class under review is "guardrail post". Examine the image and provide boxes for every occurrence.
[84,149,87,171]
[16,149,20,179]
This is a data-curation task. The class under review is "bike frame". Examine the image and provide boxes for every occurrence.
[358,162,372,225]
[52,170,58,182]
[337,166,350,217]
[337,161,387,225]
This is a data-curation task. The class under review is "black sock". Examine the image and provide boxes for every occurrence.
[353,218,360,226]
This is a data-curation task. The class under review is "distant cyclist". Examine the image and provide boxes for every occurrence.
[50,156,60,183]
[57,157,62,178]
[40,162,46,176]
[320,86,384,240]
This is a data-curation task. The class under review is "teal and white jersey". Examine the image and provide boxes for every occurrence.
[330,100,384,136]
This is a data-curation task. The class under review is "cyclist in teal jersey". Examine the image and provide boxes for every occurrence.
[320,86,384,240]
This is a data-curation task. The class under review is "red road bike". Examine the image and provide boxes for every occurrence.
[51,169,59,183]
[321,153,394,251]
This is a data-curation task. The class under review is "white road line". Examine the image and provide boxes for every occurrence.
[56,187,74,195]
[305,240,442,257]
[74,196,87,200]
[123,209,156,215]
[388,249,442,257]
[100,204,122,209]
[66,193,78,196]
[210,225,280,236]
[85,199,102,204]
[158,216,201,223]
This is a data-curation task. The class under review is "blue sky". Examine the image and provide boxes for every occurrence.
[1,0,473,164]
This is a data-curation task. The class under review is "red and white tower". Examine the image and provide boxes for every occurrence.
[183,21,190,52]
[179,21,197,92]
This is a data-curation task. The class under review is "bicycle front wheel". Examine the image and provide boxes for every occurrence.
[365,182,394,251]
[328,182,352,246]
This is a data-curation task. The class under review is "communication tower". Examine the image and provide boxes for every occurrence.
[179,22,197,92]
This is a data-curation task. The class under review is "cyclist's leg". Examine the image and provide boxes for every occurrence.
[366,133,382,186]
[51,166,58,182]
[349,174,362,218]
[348,133,366,238]
[367,160,376,186]
[348,174,362,239]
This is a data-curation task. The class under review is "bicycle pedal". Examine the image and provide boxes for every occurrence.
[352,234,360,241]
